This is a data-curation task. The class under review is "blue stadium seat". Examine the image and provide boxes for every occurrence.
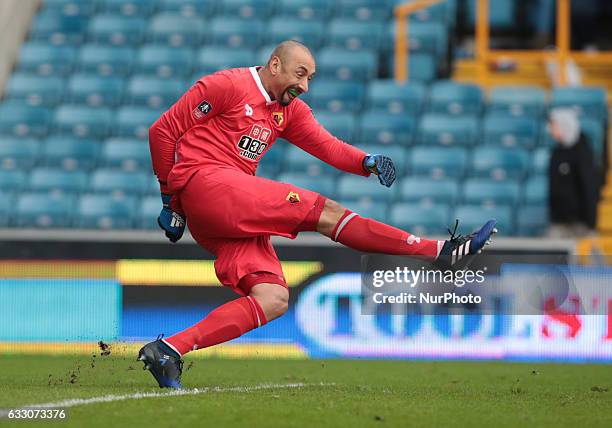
[99,0,155,16]
[54,105,113,138]
[126,75,184,108]
[467,0,514,29]
[284,145,338,177]
[551,86,608,120]
[517,205,548,236]
[196,47,256,75]
[88,14,146,45]
[277,173,336,197]
[336,0,392,21]
[0,170,27,191]
[0,138,40,170]
[410,146,468,179]
[531,147,551,175]
[0,102,52,138]
[356,144,409,175]
[256,44,280,66]
[115,107,163,139]
[137,195,161,229]
[470,147,529,180]
[100,139,151,171]
[18,43,77,76]
[357,113,416,146]
[318,48,377,81]
[417,114,479,146]
[67,74,125,107]
[77,194,136,229]
[277,0,333,21]
[136,45,194,78]
[309,80,365,113]
[311,111,357,141]
[524,175,548,205]
[338,199,388,221]
[208,17,265,49]
[147,13,205,47]
[366,80,426,116]
[489,86,547,117]
[5,74,65,106]
[90,169,150,196]
[453,204,514,236]
[220,0,276,18]
[42,0,97,16]
[0,191,14,226]
[327,19,384,51]
[29,168,88,193]
[404,0,455,24]
[42,136,99,170]
[257,142,286,178]
[266,18,326,49]
[462,178,521,206]
[398,177,460,204]
[389,52,437,83]
[387,21,448,56]
[389,203,451,235]
[482,114,539,149]
[78,45,135,76]
[30,11,88,45]
[157,0,216,17]
[16,192,76,228]
[147,175,160,195]
[428,81,483,115]
[338,176,395,203]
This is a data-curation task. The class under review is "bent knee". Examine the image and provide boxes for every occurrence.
[317,199,347,237]
[250,284,289,321]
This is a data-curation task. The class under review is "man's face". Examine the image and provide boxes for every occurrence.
[270,50,316,106]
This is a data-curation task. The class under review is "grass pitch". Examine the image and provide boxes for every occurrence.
[0,354,611,427]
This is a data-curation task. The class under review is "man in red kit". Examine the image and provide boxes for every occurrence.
[138,40,497,388]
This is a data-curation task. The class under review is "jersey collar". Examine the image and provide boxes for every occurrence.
[250,66,275,105]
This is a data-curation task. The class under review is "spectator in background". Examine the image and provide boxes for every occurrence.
[547,108,598,238]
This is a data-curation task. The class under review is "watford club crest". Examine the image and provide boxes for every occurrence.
[272,111,284,126]
[286,191,300,204]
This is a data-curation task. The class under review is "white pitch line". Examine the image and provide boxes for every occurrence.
[0,383,333,415]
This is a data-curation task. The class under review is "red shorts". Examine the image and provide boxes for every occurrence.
[177,167,326,295]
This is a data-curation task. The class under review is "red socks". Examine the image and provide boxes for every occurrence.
[331,210,443,258]
[164,296,267,356]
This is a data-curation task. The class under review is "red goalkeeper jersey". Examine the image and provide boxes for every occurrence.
[149,66,369,194]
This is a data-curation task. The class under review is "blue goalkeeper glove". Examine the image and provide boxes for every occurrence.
[363,154,396,187]
[158,193,186,243]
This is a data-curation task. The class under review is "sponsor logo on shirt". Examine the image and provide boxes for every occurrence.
[236,124,272,161]
[193,100,212,119]
[286,191,300,203]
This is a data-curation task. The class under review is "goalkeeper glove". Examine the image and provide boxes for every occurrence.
[158,193,186,243]
[363,154,396,187]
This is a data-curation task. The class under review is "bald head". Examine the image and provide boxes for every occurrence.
[267,40,314,66]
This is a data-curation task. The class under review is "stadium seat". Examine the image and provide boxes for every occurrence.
[157,0,216,17]
[0,170,27,191]
[523,175,547,205]
[0,138,40,170]
[88,14,146,45]
[277,0,333,21]
[470,147,529,180]
[220,0,277,18]
[387,21,448,56]
[366,80,426,116]
[337,175,395,203]
[5,74,65,106]
[410,146,468,179]
[389,203,451,235]
[99,0,155,16]
[77,193,136,229]
[18,43,77,76]
[531,147,551,175]
[462,178,521,206]
[30,10,88,45]
[428,81,483,115]
[42,136,99,170]
[389,53,438,83]
[0,191,14,226]
[467,0,514,29]
[277,173,336,197]
[208,17,265,49]
[147,13,205,47]
[78,45,135,76]
[517,205,548,236]
[137,195,161,229]
[54,105,113,138]
[126,75,184,108]
[338,198,388,221]
[417,114,479,146]
[42,0,98,16]
[311,111,357,142]
[136,45,194,78]
[196,47,256,75]
[356,144,409,176]
[266,18,326,49]
[482,114,539,149]
[284,145,338,177]
[550,86,608,120]
[336,0,392,21]
[100,139,151,171]
[115,107,164,139]
[398,177,460,205]
[0,102,52,138]
[90,169,150,196]
[257,142,286,177]
[403,0,455,24]
[489,86,547,117]
[357,112,416,146]
[453,204,514,236]
[146,175,161,195]
[318,48,377,81]
[29,168,88,193]
[327,19,384,51]
[309,80,365,113]
[67,74,125,107]
[16,192,76,228]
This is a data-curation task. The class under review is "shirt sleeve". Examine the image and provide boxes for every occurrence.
[149,72,234,194]
[281,100,369,177]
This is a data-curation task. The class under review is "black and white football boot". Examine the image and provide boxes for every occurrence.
[137,334,183,389]
[437,219,498,270]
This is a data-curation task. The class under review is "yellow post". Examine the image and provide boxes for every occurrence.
[557,0,571,85]
[475,0,490,87]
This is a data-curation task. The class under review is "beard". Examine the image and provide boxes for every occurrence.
[279,86,300,106]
